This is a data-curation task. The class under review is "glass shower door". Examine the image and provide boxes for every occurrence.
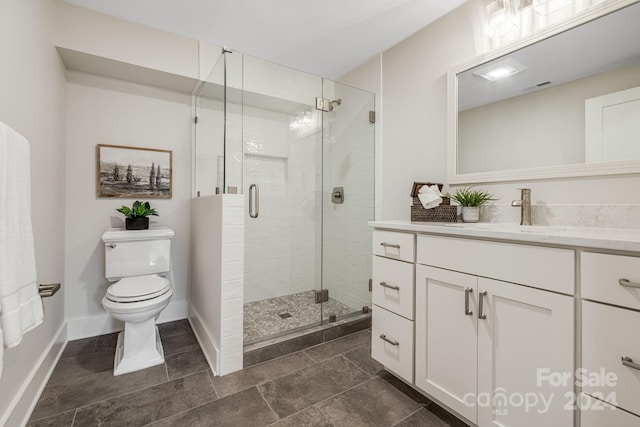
[242,55,324,343]
[321,80,375,319]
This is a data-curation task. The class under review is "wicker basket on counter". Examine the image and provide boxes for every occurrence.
[410,182,458,223]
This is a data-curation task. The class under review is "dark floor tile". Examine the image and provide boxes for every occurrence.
[166,347,210,380]
[415,403,471,427]
[149,387,277,427]
[26,409,75,427]
[258,355,370,418]
[30,364,167,421]
[394,407,450,427]
[95,332,120,353]
[323,317,371,342]
[378,371,432,406]
[318,376,423,427]
[343,346,384,377]
[73,371,216,427]
[161,329,199,356]
[244,331,324,368]
[212,352,314,397]
[304,330,370,363]
[47,350,114,387]
[269,406,334,427]
[60,337,97,359]
[158,319,192,338]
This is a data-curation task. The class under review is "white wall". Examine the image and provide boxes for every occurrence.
[0,1,67,425]
[377,1,480,220]
[56,1,199,80]
[348,0,640,223]
[64,74,192,338]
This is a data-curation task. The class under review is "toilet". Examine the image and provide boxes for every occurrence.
[101,227,174,376]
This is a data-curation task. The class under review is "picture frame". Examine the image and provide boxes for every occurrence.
[96,144,172,198]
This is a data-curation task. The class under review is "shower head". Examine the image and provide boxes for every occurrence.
[328,99,342,111]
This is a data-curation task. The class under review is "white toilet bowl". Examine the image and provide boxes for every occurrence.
[102,274,173,376]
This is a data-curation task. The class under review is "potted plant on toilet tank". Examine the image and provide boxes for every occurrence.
[448,187,494,223]
[116,200,158,230]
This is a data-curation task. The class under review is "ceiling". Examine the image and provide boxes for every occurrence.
[62,0,467,79]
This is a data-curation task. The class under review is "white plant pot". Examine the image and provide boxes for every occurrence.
[461,206,480,223]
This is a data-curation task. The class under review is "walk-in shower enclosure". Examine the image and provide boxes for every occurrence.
[190,49,374,375]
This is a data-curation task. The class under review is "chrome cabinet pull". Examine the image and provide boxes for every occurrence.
[379,281,400,291]
[380,242,400,249]
[619,278,640,289]
[379,334,399,346]
[249,184,259,218]
[478,290,488,319]
[464,287,473,316]
[622,356,640,370]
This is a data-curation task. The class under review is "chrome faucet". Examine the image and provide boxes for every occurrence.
[512,188,532,226]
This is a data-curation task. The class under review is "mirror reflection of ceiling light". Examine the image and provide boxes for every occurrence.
[533,0,574,16]
[473,58,527,81]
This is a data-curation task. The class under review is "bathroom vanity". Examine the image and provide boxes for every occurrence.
[370,221,640,427]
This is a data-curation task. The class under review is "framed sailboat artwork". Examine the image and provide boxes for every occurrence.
[96,144,172,199]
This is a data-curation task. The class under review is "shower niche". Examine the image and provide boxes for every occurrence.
[190,49,375,375]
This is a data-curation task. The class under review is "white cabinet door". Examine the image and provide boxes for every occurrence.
[415,265,478,424]
[477,277,574,427]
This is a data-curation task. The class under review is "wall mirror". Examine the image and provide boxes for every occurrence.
[449,0,640,184]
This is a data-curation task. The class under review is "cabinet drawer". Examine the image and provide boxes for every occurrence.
[417,234,574,295]
[371,306,414,383]
[581,394,640,427]
[582,252,640,311]
[372,256,414,319]
[582,301,640,416]
[372,230,415,263]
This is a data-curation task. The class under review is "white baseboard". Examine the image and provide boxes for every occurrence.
[2,322,67,427]
[67,300,189,340]
[188,302,220,376]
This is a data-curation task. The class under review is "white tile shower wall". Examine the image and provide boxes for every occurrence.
[322,85,374,312]
[243,106,320,304]
[220,194,244,375]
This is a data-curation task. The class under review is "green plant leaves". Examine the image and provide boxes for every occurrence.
[448,187,495,207]
[115,200,159,218]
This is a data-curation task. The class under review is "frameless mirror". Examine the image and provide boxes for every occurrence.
[451,1,640,183]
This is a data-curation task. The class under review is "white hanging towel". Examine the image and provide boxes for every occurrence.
[0,122,44,378]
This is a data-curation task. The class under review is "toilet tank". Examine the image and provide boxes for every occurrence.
[103,227,174,281]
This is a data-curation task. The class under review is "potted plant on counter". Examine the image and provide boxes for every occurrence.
[448,187,495,223]
[116,200,159,230]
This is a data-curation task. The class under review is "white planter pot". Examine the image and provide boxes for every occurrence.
[461,206,480,223]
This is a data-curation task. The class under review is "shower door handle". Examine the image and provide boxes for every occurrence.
[249,184,259,218]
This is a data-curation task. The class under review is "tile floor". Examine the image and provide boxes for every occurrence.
[243,291,357,343]
[28,320,469,427]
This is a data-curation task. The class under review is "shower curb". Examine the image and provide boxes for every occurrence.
[243,312,372,368]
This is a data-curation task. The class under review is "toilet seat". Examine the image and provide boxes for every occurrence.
[106,274,170,303]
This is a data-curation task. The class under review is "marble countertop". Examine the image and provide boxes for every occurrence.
[369,220,640,252]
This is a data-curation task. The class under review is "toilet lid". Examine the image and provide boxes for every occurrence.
[106,274,170,302]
